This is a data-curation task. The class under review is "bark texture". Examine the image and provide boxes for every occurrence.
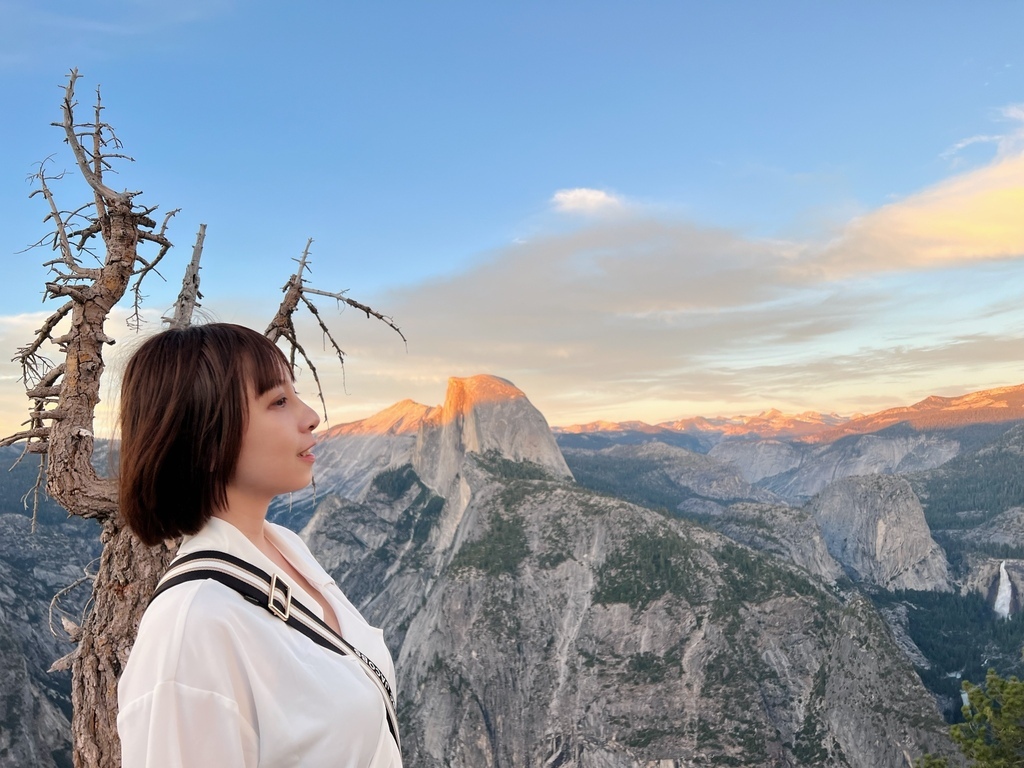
[71,525,173,768]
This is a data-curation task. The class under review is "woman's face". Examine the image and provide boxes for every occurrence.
[228,377,321,504]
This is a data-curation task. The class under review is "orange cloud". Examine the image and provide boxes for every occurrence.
[816,153,1024,276]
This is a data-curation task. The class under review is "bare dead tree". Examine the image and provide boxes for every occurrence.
[1,69,179,768]
[3,71,405,768]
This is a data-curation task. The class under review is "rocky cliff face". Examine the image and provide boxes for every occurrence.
[411,375,572,498]
[713,432,961,503]
[708,438,804,484]
[305,399,432,503]
[564,441,782,514]
[305,376,569,503]
[298,395,957,766]
[561,441,955,595]
[707,501,846,585]
[809,475,951,592]
[0,513,101,768]
[960,556,1024,616]
[948,506,1024,552]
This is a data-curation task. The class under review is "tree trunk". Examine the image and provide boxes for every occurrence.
[70,523,173,767]
[40,202,171,767]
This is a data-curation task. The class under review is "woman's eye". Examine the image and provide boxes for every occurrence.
[273,397,287,407]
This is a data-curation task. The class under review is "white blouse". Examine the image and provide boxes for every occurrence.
[117,517,402,768]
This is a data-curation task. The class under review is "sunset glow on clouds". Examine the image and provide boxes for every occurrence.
[817,153,1024,276]
[247,139,1024,429]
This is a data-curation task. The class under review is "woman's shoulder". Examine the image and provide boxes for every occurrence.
[133,579,248,654]
[132,575,284,672]
[120,578,267,701]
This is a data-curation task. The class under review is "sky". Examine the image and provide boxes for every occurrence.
[1,1,1023,436]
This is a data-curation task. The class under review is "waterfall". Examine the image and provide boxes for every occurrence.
[994,560,1013,619]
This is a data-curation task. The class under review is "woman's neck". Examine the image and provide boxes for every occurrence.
[212,493,271,548]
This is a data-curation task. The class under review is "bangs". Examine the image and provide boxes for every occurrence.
[235,332,293,395]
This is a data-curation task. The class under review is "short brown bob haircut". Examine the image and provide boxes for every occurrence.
[119,323,292,546]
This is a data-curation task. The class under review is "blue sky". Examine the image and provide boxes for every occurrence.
[2,2,1023,433]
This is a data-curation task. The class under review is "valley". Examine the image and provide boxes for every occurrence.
[2,379,1024,766]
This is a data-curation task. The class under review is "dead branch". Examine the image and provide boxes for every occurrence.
[49,566,95,642]
[265,238,315,342]
[127,210,177,330]
[300,293,348,364]
[4,446,46,533]
[304,288,407,344]
[264,240,405,423]
[0,427,50,448]
[56,70,121,204]
[165,224,207,329]
[19,453,47,532]
[28,163,81,272]
[279,328,330,417]
[14,301,73,384]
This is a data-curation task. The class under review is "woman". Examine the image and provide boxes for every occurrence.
[116,323,402,768]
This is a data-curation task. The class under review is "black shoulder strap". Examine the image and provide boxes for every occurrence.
[151,549,400,751]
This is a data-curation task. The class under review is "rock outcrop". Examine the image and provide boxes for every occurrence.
[412,375,572,496]
[809,475,951,592]
[0,513,101,767]
[710,501,846,585]
[708,438,804,484]
[713,432,961,503]
[307,375,569,504]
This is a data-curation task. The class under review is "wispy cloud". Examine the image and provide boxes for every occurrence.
[551,188,624,214]
[942,103,1024,161]
[940,134,1003,161]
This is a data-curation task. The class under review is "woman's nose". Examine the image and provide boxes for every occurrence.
[303,400,321,431]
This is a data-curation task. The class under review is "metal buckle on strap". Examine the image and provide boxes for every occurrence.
[268,573,291,621]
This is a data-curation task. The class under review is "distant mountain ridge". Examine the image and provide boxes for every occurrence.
[659,408,849,440]
[807,384,1024,443]
[555,382,1024,443]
